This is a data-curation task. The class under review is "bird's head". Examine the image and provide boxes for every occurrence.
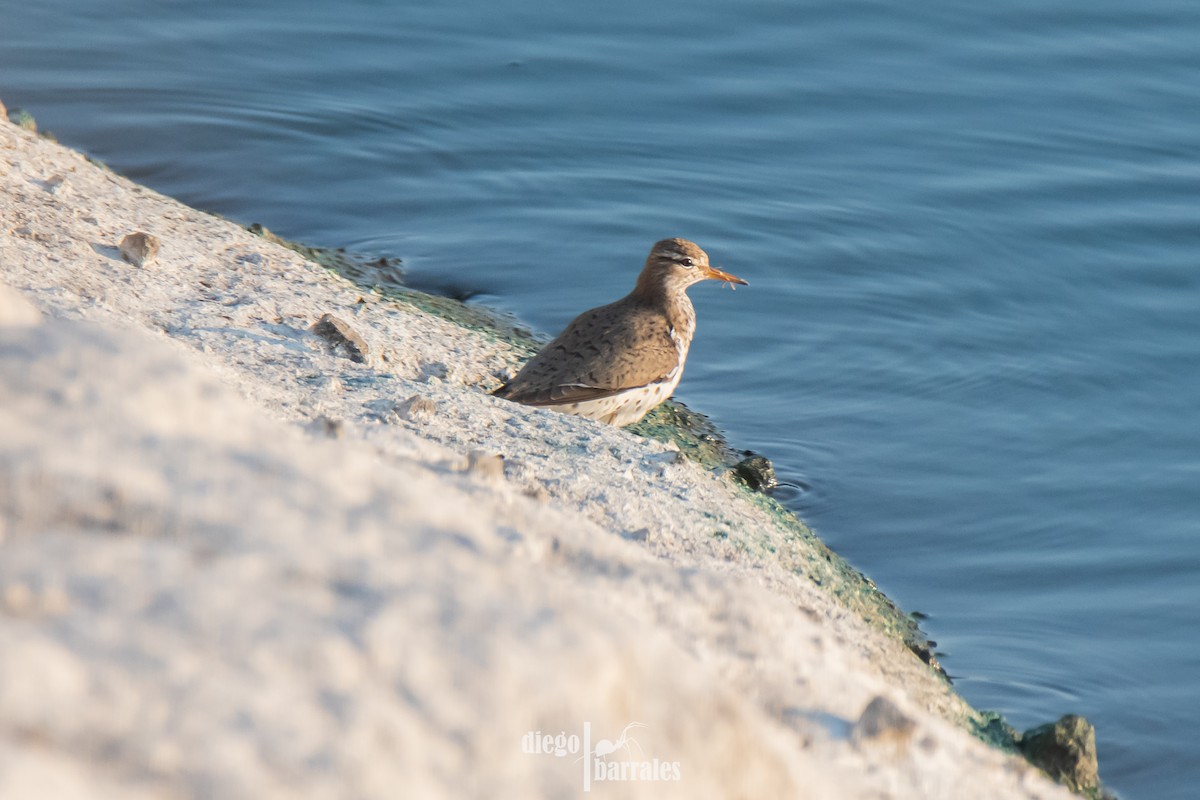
[636,238,747,296]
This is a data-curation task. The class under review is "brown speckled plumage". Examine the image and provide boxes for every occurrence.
[494,238,746,426]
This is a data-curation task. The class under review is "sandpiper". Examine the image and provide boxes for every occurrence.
[493,238,746,426]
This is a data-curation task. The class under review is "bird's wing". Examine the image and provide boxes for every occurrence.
[494,303,682,407]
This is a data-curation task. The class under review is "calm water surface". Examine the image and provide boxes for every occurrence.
[5,2,1199,796]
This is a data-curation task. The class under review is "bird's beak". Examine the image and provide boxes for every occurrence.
[703,265,748,286]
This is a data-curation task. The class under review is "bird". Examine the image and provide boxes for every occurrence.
[493,237,746,426]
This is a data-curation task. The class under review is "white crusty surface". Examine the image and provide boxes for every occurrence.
[0,118,1073,800]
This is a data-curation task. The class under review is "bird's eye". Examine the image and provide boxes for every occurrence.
[680,257,694,268]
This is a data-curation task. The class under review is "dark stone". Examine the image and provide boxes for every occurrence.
[733,454,777,492]
[118,232,161,267]
[307,416,344,439]
[1018,714,1101,795]
[311,313,369,363]
[852,695,916,750]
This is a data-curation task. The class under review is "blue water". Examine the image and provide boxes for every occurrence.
[4,2,1199,796]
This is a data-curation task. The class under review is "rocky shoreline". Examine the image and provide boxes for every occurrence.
[1,105,1105,799]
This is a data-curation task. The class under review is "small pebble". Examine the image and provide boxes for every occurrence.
[622,527,650,542]
[646,450,686,467]
[119,232,161,267]
[312,313,369,363]
[522,485,550,502]
[466,450,505,482]
[852,695,916,752]
[395,395,437,420]
[734,454,777,492]
[421,361,451,381]
[308,416,345,439]
[41,174,66,195]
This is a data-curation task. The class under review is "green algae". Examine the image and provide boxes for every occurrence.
[247,222,542,349]
[740,485,945,676]
[4,106,111,168]
[972,710,1022,753]
[11,108,39,133]
[247,222,399,283]
[626,399,740,470]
